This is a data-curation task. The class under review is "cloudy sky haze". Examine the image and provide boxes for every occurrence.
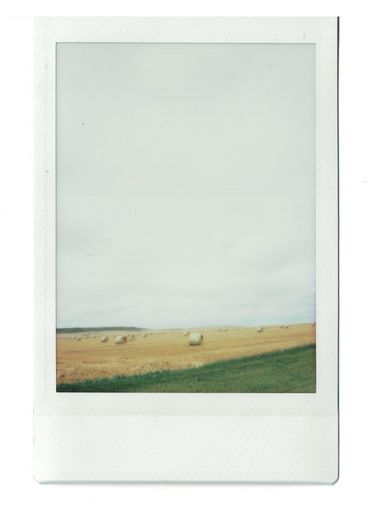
[56,43,315,328]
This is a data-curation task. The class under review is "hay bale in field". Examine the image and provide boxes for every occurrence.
[142,333,147,337]
[76,336,82,341]
[188,332,203,346]
[100,336,108,343]
[257,327,264,333]
[115,335,127,344]
[183,331,190,336]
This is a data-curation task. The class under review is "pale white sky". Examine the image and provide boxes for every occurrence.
[56,43,315,329]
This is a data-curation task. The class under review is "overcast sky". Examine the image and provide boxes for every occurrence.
[56,43,315,329]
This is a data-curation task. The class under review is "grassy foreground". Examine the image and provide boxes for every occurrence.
[57,344,316,393]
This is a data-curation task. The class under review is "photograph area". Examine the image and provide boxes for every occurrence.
[56,43,316,392]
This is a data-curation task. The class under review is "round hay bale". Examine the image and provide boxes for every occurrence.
[188,332,203,346]
[115,335,127,344]
[100,336,108,343]
[257,327,264,333]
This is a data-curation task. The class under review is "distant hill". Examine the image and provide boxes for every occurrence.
[56,326,146,333]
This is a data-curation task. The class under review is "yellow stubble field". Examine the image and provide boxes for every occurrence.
[56,323,316,384]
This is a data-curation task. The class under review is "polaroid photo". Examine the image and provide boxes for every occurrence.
[34,17,339,482]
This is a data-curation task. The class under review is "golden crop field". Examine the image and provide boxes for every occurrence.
[56,323,316,384]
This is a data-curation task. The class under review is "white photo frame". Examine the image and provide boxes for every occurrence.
[34,17,338,483]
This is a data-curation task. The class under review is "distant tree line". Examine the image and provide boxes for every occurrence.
[57,326,146,333]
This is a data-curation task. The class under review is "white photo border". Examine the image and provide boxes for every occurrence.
[34,17,338,482]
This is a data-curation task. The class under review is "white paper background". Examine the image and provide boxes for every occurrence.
[1,0,366,506]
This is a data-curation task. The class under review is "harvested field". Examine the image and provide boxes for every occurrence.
[56,323,316,384]
[57,345,316,393]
